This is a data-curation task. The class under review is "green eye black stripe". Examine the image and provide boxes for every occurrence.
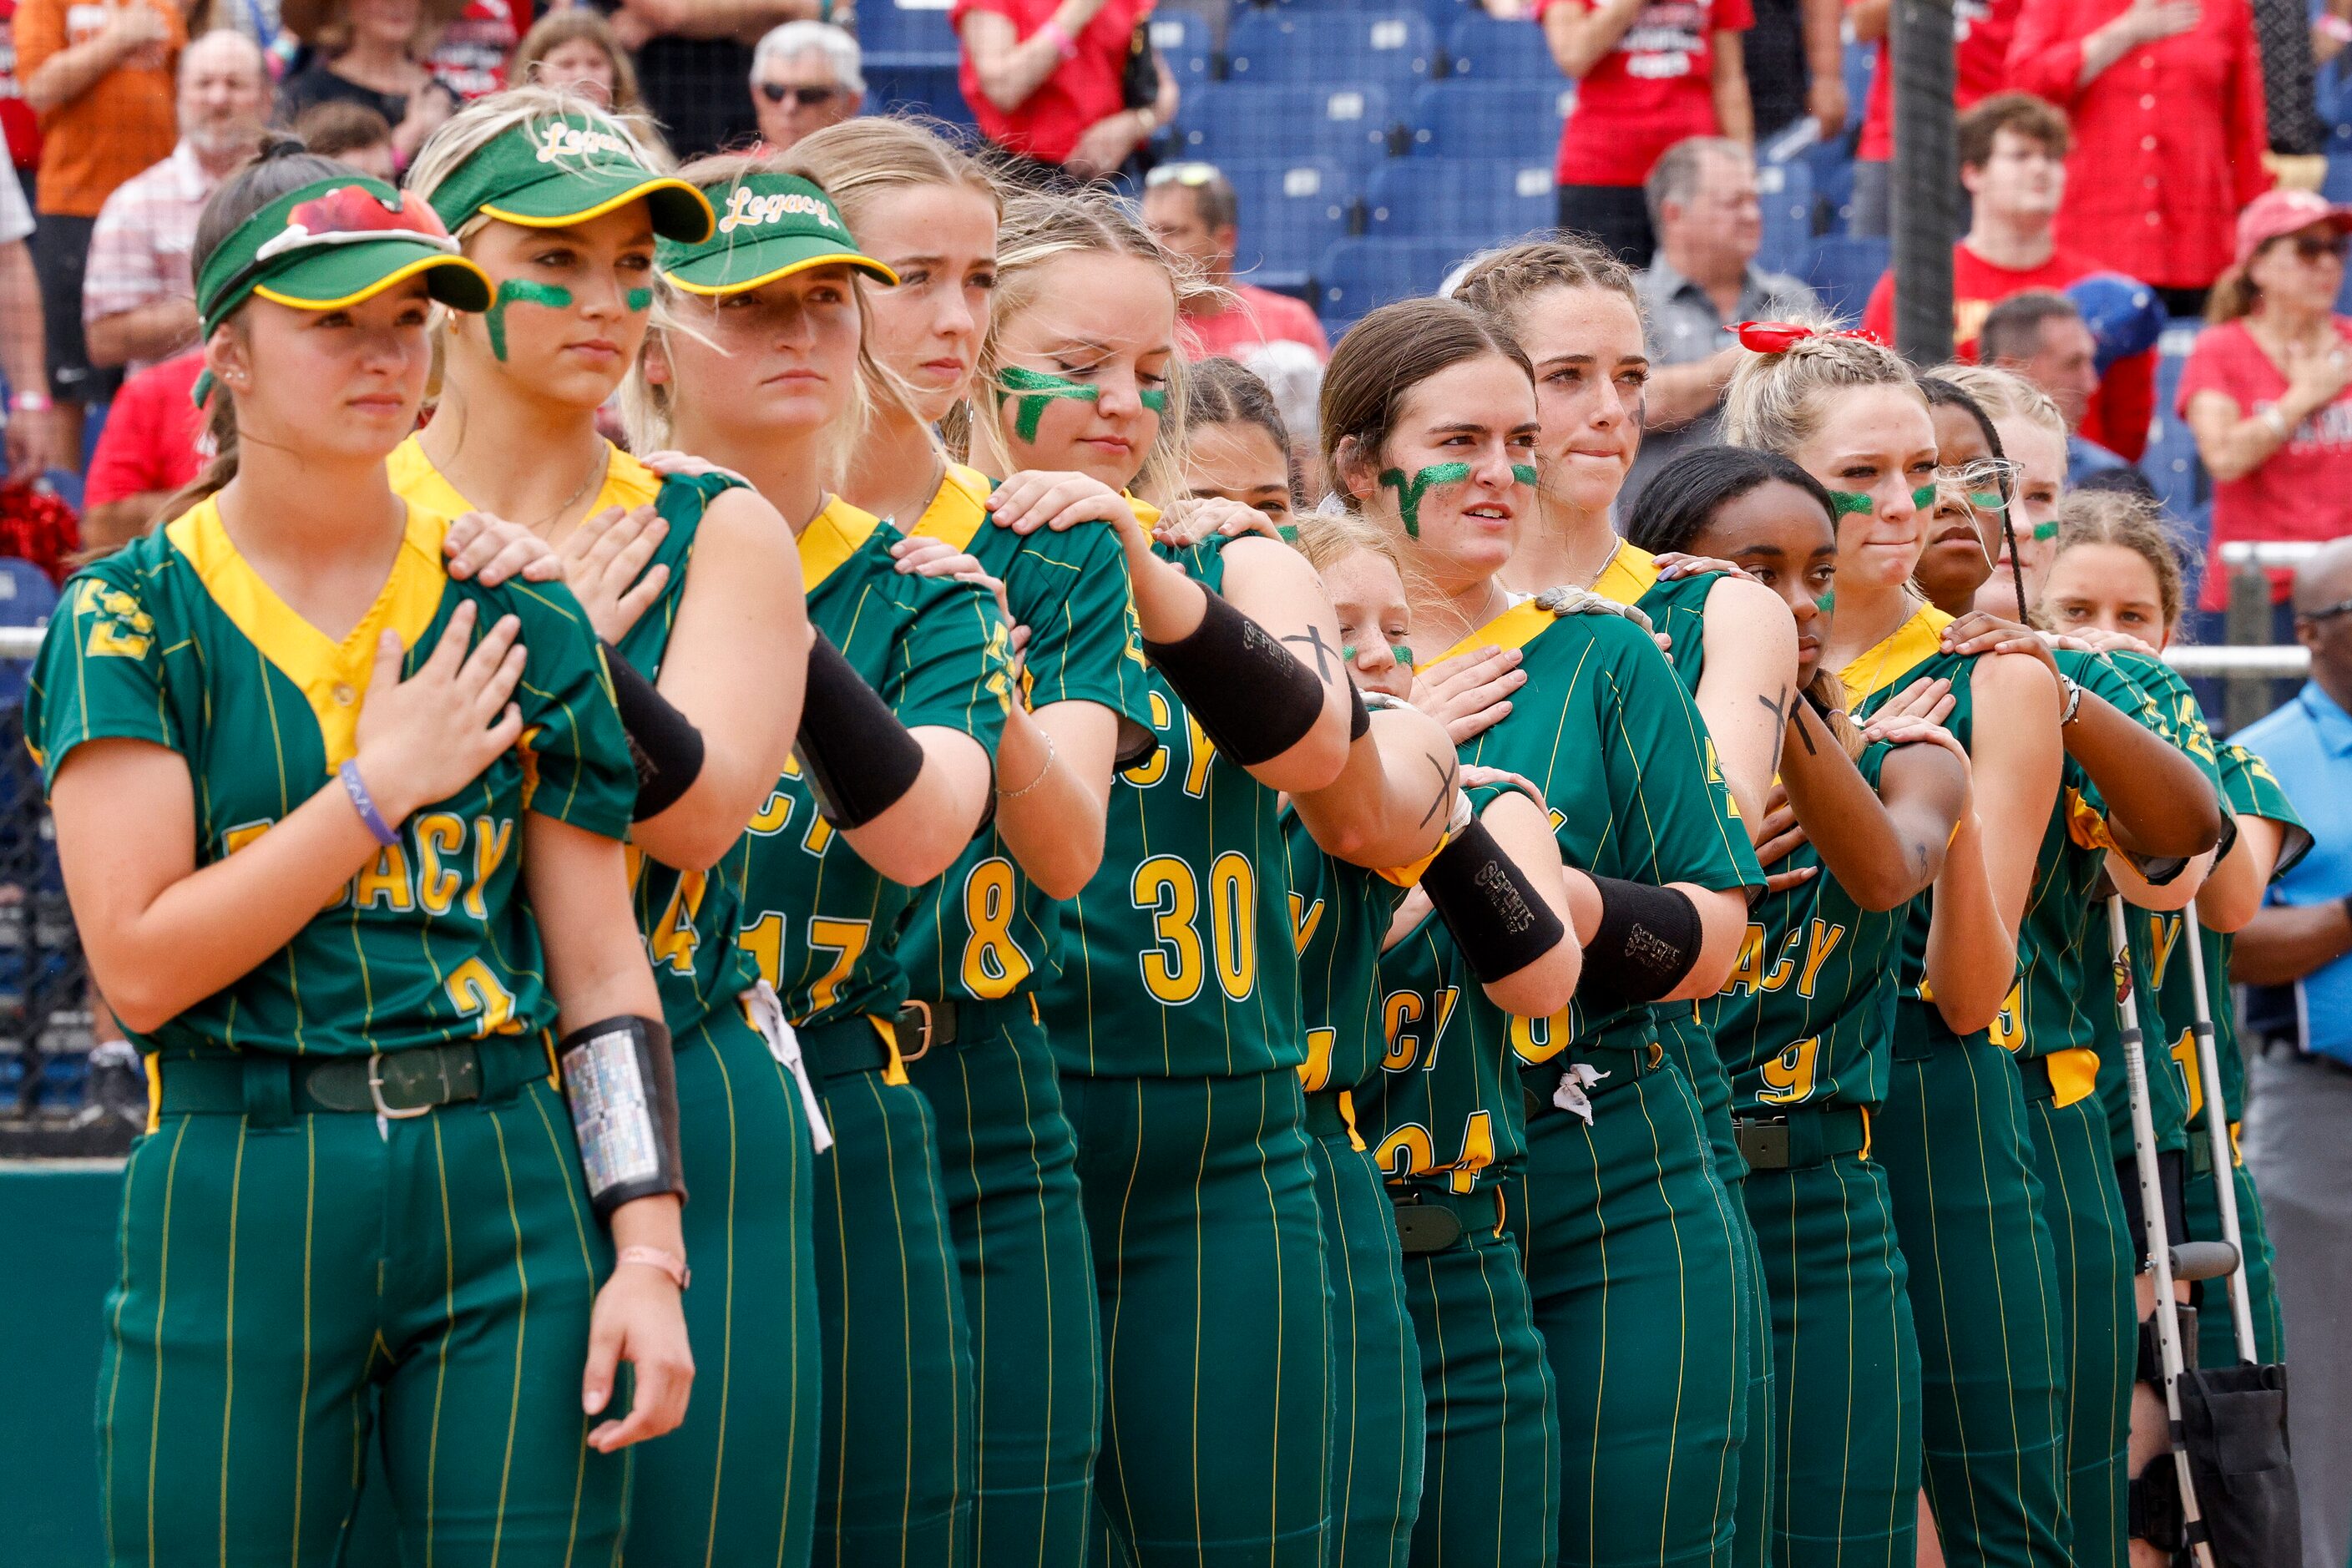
[1969,491,2005,511]
[996,365,1099,442]
[1511,463,1539,486]
[1378,463,1474,538]
[1392,644,1415,665]
[2031,520,2058,541]
[1827,490,1874,517]
[1912,483,1937,508]
[1815,591,1835,613]
[1139,387,1168,413]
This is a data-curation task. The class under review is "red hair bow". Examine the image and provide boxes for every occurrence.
[1727,321,1885,352]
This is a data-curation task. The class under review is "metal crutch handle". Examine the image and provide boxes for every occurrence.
[2108,895,2219,1568]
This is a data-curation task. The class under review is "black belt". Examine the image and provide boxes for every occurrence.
[155,1034,552,1119]
[797,1015,898,1080]
[1734,1105,1869,1171]
[1389,1186,1507,1256]
[1303,1089,1350,1141]
[2018,1054,2056,1104]
[892,999,963,1061]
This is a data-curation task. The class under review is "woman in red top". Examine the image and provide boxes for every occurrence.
[2182,189,2352,620]
[1538,0,1753,267]
[2007,0,2269,304]
[954,0,1177,186]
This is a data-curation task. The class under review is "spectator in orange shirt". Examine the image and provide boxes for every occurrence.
[1141,161,1330,364]
[15,0,184,458]
[1862,93,2156,460]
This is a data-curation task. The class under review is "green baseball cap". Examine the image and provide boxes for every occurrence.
[657,172,898,296]
[427,114,716,244]
[195,175,492,339]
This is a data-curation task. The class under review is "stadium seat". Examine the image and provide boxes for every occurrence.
[857,0,958,62]
[1443,9,1558,80]
[2143,325,2208,518]
[1407,78,1572,159]
[2324,153,2352,207]
[1149,11,1216,87]
[1366,157,1552,240]
[1755,157,1813,276]
[866,59,974,128]
[1802,234,1889,325]
[1174,82,1398,167]
[1211,158,1359,286]
[1226,8,1437,88]
[1316,234,1486,334]
[0,559,58,711]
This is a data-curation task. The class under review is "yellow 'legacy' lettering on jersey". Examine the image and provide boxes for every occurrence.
[305,815,517,918]
[1383,985,1458,1073]
[1756,1036,1820,1105]
[221,820,272,858]
[747,788,796,836]
[2171,1026,2204,1123]
[465,817,514,921]
[1181,712,1216,799]
[1722,923,1767,996]
[1298,1025,1338,1092]
[1288,892,1325,955]
[1121,691,1173,787]
[1795,920,1847,999]
[413,813,465,915]
[1762,928,1803,992]
[353,845,417,912]
[2146,913,2183,992]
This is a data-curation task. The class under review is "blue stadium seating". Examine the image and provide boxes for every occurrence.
[1174,83,1399,167]
[1803,234,1889,324]
[1443,10,1558,81]
[1226,9,1438,89]
[1366,157,1552,239]
[1317,235,1487,333]
[867,59,974,129]
[0,559,57,710]
[1149,11,1216,87]
[858,0,958,63]
[1756,157,1813,276]
[2324,152,2352,207]
[1407,78,1571,159]
[1212,158,1360,286]
[2143,325,2208,518]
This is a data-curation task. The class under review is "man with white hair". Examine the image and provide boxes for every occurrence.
[751,20,863,154]
[83,28,268,375]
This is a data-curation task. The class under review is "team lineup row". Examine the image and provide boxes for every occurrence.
[33,84,2288,1568]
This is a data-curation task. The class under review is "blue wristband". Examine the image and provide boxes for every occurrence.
[339,760,400,847]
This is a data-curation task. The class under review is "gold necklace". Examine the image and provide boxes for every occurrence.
[530,443,611,537]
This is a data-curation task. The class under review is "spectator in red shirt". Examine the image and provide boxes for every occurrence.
[2008,0,2269,306]
[1539,0,1752,268]
[1848,0,2019,235]
[1141,161,1329,364]
[420,0,514,102]
[1861,93,2154,458]
[954,0,1176,186]
[2181,189,2352,613]
[79,345,201,549]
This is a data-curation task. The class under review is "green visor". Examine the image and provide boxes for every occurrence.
[195,175,492,344]
[428,114,716,244]
[657,172,898,296]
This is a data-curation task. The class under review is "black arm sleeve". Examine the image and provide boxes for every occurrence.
[603,645,707,822]
[557,1014,687,1221]
[1576,876,1703,1010]
[1421,817,1569,984]
[1141,590,1329,766]
[797,630,926,829]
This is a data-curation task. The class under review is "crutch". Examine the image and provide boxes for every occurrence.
[2183,911,2258,1365]
[2108,896,2232,1568]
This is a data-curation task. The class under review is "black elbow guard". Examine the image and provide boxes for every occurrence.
[1142,590,1328,766]
[604,645,706,822]
[1422,817,1568,984]
[558,1014,686,1221]
[1577,877,1702,1010]
[798,631,925,829]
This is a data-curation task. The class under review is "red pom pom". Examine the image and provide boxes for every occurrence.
[0,478,83,584]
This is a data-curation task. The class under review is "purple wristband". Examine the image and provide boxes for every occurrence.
[339,760,400,847]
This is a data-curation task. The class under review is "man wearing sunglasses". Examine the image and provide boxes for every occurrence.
[751,20,863,154]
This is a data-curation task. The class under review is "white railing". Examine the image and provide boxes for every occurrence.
[2218,541,2324,569]
[2162,644,2309,677]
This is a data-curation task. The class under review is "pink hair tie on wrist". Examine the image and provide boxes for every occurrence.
[1039,18,1081,58]
[1726,320,1886,352]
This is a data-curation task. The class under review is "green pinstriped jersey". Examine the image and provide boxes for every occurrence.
[1841,604,1978,1007]
[1284,809,1411,1099]
[1593,538,1718,690]
[1361,602,1760,1191]
[892,464,1156,1005]
[1710,743,1905,1115]
[1040,535,1311,1078]
[27,495,635,1059]
[388,438,765,1039]
[734,498,1012,1033]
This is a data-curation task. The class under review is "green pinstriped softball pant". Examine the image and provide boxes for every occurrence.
[98,1075,627,1568]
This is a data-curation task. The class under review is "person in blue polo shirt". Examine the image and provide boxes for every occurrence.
[2234,534,2352,1568]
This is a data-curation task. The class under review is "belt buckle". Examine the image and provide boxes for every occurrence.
[367,1051,432,1120]
[1737,1115,1790,1171]
[897,1000,933,1064]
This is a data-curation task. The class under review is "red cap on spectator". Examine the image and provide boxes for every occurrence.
[2234,189,2352,267]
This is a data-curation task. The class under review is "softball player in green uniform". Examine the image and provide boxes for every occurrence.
[1625,445,1994,1568]
[1327,297,1760,1568]
[975,190,1463,1568]
[640,154,1012,1567]
[1727,327,2073,1568]
[790,120,1150,1568]
[1451,244,1795,1568]
[43,149,694,1566]
[401,97,828,1565]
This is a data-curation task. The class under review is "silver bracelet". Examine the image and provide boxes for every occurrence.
[2058,674,2086,726]
[995,727,1057,800]
[2263,405,2292,442]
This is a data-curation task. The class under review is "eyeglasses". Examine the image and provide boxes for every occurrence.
[758,82,840,107]
[1146,162,1221,188]
[2287,233,2349,263]
[2296,596,2352,625]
